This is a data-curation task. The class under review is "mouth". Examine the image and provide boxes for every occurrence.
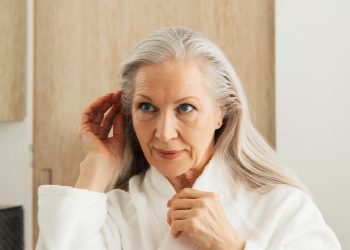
[154,148,185,160]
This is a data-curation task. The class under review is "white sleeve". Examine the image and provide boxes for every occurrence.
[35,185,110,250]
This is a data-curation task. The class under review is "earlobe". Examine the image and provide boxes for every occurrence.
[216,121,222,129]
[216,110,224,129]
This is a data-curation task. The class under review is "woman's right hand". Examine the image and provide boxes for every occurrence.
[75,90,125,192]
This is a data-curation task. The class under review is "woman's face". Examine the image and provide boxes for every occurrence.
[132,59,223,177]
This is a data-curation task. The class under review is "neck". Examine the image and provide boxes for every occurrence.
[166,145,215,193]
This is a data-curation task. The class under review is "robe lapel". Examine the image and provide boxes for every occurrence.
[133,152,232,250]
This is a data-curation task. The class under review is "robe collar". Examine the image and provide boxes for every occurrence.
[128,151,242,250]
[137,151,236,249]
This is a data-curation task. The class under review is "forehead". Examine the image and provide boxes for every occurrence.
[133,60,208,93]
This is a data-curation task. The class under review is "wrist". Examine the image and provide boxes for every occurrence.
[75,153,119,192]
[74,174,107,192]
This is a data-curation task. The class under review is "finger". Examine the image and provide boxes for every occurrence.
[88,93,113,113]
[98,100,114,114]
[81,99,104,125]
[102,91,122,108]
[167,199,196,226]
[98,91,121,106]
[168,209,194,225]
[113,109,124,137]
[99,91,122,103]
[81,99,109,126]
[100,103,120,138]
[178,188,208,198]
[92,111,105,124]
[92,102,114,124]
[168,188,206,206]
[111,90,122,102]
[172,210,194,223]
[81,122,104,139]
[169,198,196,210]
[170,220,184,238]
[81,92,120,125]
[101,95,122,129]
[92,92,122,124]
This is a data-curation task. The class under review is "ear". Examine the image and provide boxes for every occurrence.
[215,109,224,130]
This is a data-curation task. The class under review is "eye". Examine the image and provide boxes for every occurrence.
[138,102,156,112]
[177,103,194,113]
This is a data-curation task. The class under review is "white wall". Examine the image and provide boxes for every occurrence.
[276,0,349,248]
[0,0,33,249]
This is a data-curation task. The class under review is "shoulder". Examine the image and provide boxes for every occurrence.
[264,184,328,227]
[237,184,323,226]
[262,185,323,223]
[230,183,314,212]
[256,184,315,211]
[233,184,340,248]
[227,184,311,231]
[265,185,340,248]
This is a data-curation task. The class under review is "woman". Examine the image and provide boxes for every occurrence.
[36,27,341,250]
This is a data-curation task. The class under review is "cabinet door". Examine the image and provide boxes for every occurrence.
[33,0,274,247]
[0,0,26,121]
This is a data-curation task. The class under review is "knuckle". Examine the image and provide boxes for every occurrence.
[193,208,201,216]
[172,199,179,207]
[197,199,206,208]
[170,220,179,233]
[170,211,177,220]
[181,188,191,195]
[186,219,197,233]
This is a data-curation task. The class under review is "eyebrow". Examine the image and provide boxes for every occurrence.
[135,94,200,103]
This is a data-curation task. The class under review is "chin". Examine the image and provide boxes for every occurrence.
[151,158,192,177]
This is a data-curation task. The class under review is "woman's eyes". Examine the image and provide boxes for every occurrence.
[178,103,194,113]
[138,102,194,113]
[139,102,156,112]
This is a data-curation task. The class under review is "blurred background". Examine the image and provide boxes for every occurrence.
[0,0,349,249]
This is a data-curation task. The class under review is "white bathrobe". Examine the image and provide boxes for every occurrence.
[35,152,341,250]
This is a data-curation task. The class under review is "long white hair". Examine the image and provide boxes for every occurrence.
[112,27,308,194]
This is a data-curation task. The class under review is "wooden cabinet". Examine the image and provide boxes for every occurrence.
[0,0,26,122]
[33,0,275,247]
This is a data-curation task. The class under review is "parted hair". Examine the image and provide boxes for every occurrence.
[112,27,308,194]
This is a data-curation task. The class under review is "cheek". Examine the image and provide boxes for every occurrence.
[179,112,204,128]
[182,124,215,145]
[132,114,154,147]
[181,110,216,129]
[180,113,217,145]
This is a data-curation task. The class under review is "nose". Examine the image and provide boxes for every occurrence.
[154,113,178,142]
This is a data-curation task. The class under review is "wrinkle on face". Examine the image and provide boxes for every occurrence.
[131,59,223,191]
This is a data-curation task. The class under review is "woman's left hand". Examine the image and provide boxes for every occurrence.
[167,188,246,250]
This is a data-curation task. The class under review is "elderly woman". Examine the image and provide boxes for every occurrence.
[36,27,341,250]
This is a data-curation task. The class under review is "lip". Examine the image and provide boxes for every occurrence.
[154,148,184,160]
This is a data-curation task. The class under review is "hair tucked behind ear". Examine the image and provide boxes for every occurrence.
[110,27,309,195]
